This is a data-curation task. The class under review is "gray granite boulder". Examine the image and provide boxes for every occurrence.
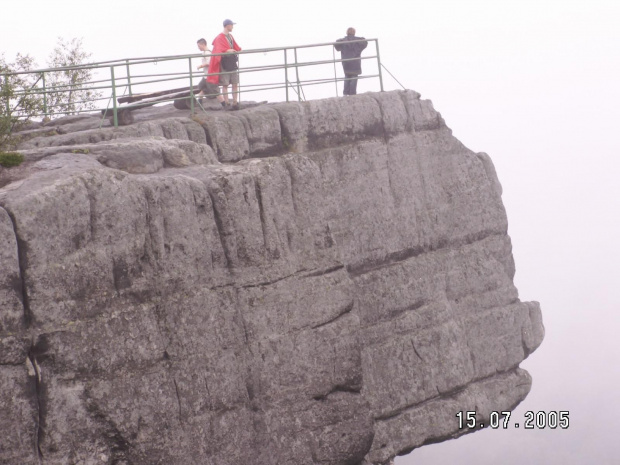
[0,90,543,465]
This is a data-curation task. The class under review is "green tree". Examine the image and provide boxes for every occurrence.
[0,38,100,151]
[0,53,44,150]
[46,37,101,116]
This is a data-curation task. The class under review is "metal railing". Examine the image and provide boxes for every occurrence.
[1,39,384,128]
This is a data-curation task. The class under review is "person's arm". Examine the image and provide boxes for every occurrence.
[334,38,343,52]
[231,36,242,52]
[352,37,368,55]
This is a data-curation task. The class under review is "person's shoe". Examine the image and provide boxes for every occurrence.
[231,103,239,111]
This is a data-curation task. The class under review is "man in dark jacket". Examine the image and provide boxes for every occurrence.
[334,28,368,96]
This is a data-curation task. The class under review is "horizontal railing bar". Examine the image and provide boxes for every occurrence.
[8,70,381,118]
[1,39,377,76]
[128,74,379,106]
[11,53,378,96]
[235,74,379,89]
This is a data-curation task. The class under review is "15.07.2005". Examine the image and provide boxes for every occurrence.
[456,411,570,429]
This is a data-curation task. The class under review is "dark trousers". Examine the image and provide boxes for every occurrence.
[343,73,359,95]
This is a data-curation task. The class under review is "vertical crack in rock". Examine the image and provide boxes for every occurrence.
[274,101,300,155]
[173,378,184,424]
[26,351,44,462]
[4,209,33,328]
[233,287,257,405]
[142,184,163,263]
[253,177,269,250]
[369,94,397,201]
[111,258,122,297]
[237,290,251,346]
[79,177,96,242]
[410,339,424,363]
[275,106,288,154]
[521,331,531,359]
[332,344,337,384]
[282,159,299,217]
[206,186,232,268]
[397,91,416,133]
[153,303,171,361]
[238,114,252,160]
[368,95,390,145]
[202,375,213,409]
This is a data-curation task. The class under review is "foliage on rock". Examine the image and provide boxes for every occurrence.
[0,152,24,167]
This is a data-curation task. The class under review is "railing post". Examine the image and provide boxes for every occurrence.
[294,48,301,102]
[332,47,339,97]
[125,60,133,96]
[2,74,10,116]
[284,49,289,102]
[41,72,49,119]
[237,55,241,106]
[110,66,118,128]
[375,40,384,92]
[188,57,195,114]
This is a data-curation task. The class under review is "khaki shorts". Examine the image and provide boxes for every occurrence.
[219,71,239,86]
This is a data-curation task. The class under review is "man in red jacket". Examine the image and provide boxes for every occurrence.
[208,19,242,110]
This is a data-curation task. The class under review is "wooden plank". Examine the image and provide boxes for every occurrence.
[100,90,196,117]
[126,90,193,106]
[117,86,198,104]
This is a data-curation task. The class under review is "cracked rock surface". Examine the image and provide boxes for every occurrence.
[0,90,543,465]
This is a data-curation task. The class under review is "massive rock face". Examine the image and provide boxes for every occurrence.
[0,90,543,465]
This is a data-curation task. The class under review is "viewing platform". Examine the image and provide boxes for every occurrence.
[2,39,394,127]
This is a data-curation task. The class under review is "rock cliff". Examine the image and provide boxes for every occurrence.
[0,90,544,465]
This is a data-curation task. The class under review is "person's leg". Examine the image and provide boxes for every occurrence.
[198,78,207,96]
[343,74,353,95]
[231,72,240,108]
[350,75,358,95]
[231,83,238,105]
[219,72,231,105]
[206,82,227,107]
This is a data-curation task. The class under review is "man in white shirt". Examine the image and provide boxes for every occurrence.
[196,38,226,107]
[196,38,210,77]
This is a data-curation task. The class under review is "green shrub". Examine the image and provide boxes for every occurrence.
[0,152,25,167]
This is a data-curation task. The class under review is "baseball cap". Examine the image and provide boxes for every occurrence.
[223,19,236,27]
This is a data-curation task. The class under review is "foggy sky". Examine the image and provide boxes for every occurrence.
[2,1,619,463]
